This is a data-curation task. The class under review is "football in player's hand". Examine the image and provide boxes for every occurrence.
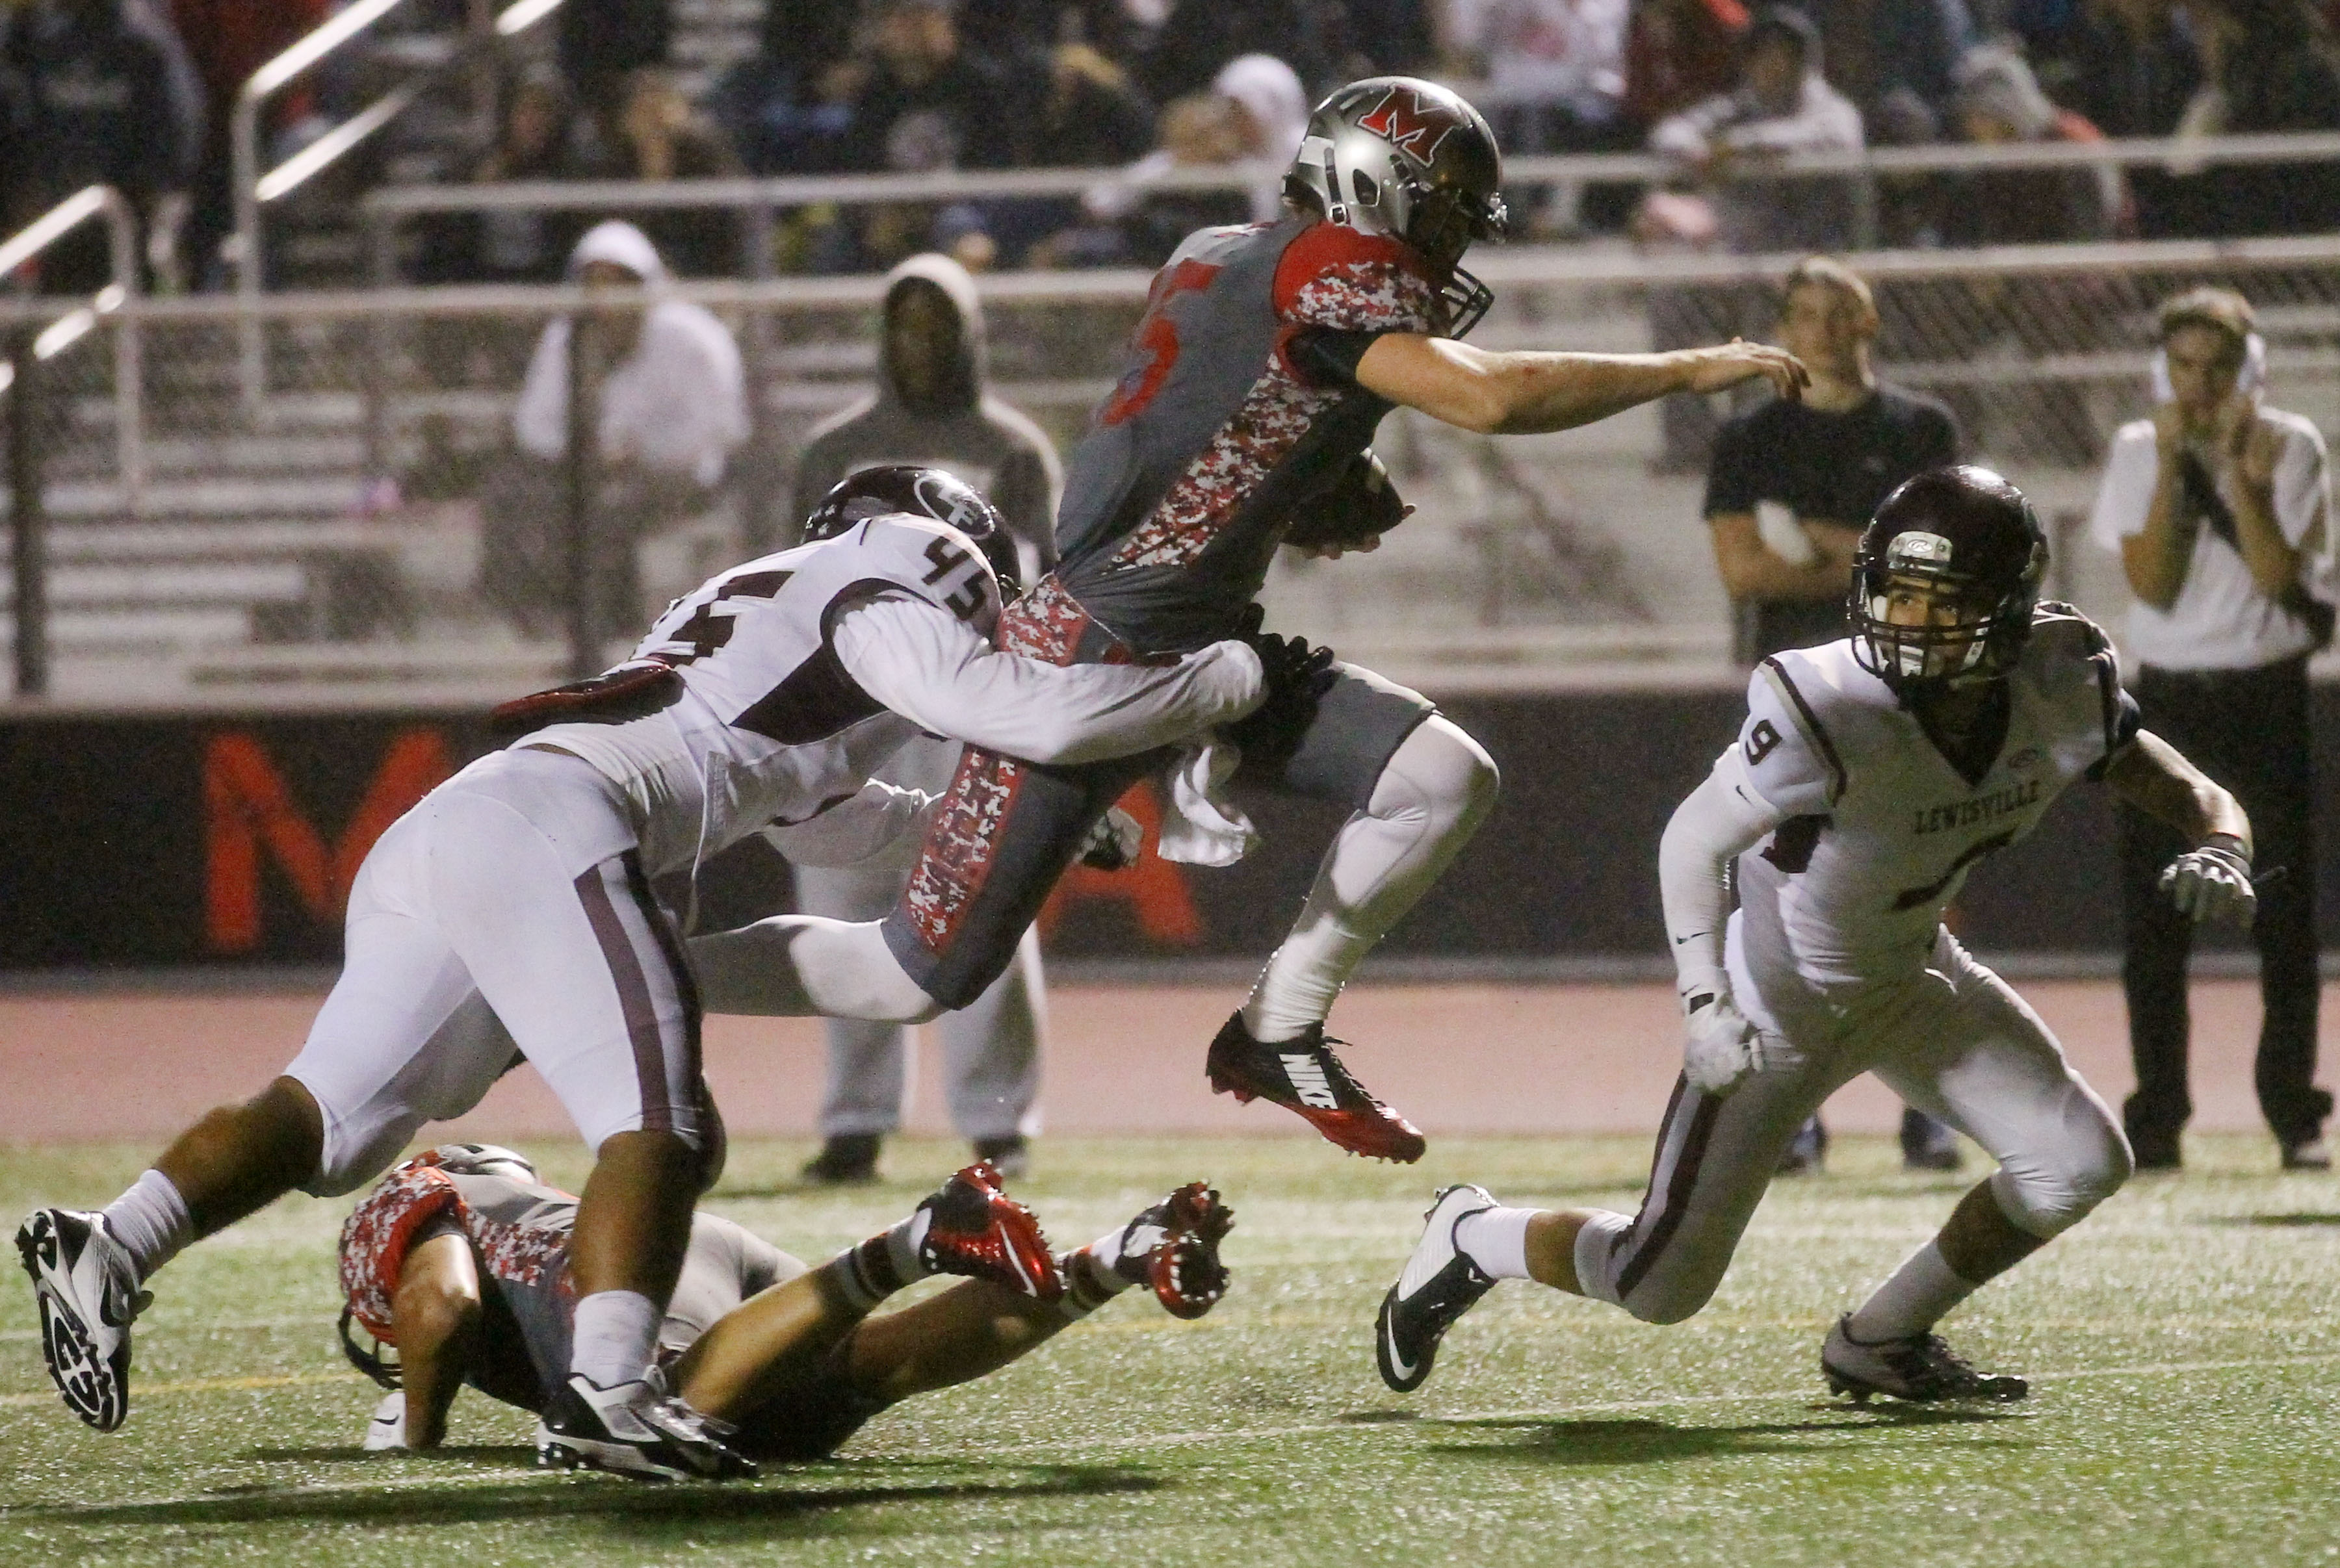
[1283,450,1412,553]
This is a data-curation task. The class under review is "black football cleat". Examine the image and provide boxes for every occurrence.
[800,1133,881,1187]
[1375,1185,1500,1393]
[17,1207,149,1432]
[1822,1316,2029,1404]
[535,1374,759,1481]
[916,1163,1064,1302]
[1206,1014,1426,1163]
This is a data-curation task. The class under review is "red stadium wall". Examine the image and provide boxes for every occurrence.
[4,688,2337,970]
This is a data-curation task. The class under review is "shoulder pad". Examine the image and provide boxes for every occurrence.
[338,1161,464,1343]
[826,514,1004,632]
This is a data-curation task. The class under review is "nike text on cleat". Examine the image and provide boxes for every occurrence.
[1821,1316,2029,1405]
[1375,1185,1499,1393]
[534,1374,758,1481]
[917,1163,1065,1302]
[1114,1182,1236,1320]
[1206,1014,1427,1163]
[16,1207,149,1433]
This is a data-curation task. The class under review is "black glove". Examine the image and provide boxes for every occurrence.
[1078,805,1145,871]
[1226,606,1338,765]
[1281,449,1412,551]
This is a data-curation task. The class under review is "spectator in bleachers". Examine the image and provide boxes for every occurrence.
[1943,40,2116,244]
[1792,0,1975,144]
[836,0,1031,173]
[560,0,673,123]
[1622,0,1751,130]
[2024,0,2202,236]
[2177,0,2340,236]
[598,69,746,277]
[0,0,206,294]
[707,0,862,175]
[1136,0,1340,102]
[166,0,328,292]
[485,220,748,646]
[785,251,1062,1183]
[1639,5,1862,470]
[1436,0,1632,155]
[1037,52,1305,268]
[420,65,601,289]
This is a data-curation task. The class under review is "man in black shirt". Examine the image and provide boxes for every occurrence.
[1706,257,1961,660]
[1701,255,1964,1172]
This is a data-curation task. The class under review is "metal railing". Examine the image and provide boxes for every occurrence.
[231,0,566,411]
[4,230,2340,703]
[358,129,2340,281]
[0,186,147,696]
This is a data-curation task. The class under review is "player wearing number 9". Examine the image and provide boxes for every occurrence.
[14,467,1264,1478]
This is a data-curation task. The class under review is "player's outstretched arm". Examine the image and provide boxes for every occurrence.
[2103,731,2259,926]
[1353,333,1809,437]
[833,595,1266,766]
[385,1233,484,1450]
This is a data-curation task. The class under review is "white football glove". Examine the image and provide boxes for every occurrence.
[1077,804,1145,871]
[2159,836,2256,928]
[362,1389,407,1450]
[1682,992,1796,1097]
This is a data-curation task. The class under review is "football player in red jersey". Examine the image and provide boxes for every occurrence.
[339,1145,1232,1476]
[688,77,1810,1164]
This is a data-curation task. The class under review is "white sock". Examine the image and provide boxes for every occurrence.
[101,1170,193,1283]
[1055,1239,1139,1322]
[1241,912,1368,1042]
[1845,1242,1980,1343]
[569,1290,662,1389]
[1453,1206,1537,1281]
[885,1207,935,1283]
[1239,719,1495,1044]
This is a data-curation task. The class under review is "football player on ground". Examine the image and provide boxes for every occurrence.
[337,1144,1232,1478]
[1375,466,2259,1404]
[675,76,1810,1168]
[16,469,1265,1475]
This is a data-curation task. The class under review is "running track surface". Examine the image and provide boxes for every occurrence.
[6,979,2331,1146]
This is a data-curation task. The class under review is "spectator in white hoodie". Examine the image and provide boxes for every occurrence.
[488,221,749,645]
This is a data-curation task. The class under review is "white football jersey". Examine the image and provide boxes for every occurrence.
[523,513,1000,876]
[1731,607,2139,987]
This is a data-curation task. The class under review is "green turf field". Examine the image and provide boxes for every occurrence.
[5,1133,2339,1565]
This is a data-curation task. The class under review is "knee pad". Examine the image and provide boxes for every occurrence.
[1990,1137,2130,1240]
[1376,717,1501,833]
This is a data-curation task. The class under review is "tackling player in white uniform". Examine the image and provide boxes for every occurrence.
[1375,466,2259,1404]
[17,469,1264,1476]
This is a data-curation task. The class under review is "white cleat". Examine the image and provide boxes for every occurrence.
[535,1374,757,1482]
[1375,1184,1500,1393]
[16,1207,150,1432]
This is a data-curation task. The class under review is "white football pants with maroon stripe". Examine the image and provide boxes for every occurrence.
[285,746,707,1195]
[1572,923,2131,1325]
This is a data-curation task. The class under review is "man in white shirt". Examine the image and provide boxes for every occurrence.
[2088,287,2333,1172]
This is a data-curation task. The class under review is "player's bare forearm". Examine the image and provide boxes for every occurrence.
[391,1235,484,1449]
[1355,334,1808,437]
[2103,731,2252,855]
[2228,480,2302,596]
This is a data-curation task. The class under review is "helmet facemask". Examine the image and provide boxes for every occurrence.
[1851,531,2042,691]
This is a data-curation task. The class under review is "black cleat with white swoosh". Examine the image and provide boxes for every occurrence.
[1375,1185,1499,1393]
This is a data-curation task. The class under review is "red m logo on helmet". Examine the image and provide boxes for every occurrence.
[1358,86,1462,162]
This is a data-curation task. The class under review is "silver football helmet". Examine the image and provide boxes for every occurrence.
[1284,76,1509,337]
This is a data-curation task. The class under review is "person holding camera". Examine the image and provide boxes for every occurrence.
[2088,287,2335,1170]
